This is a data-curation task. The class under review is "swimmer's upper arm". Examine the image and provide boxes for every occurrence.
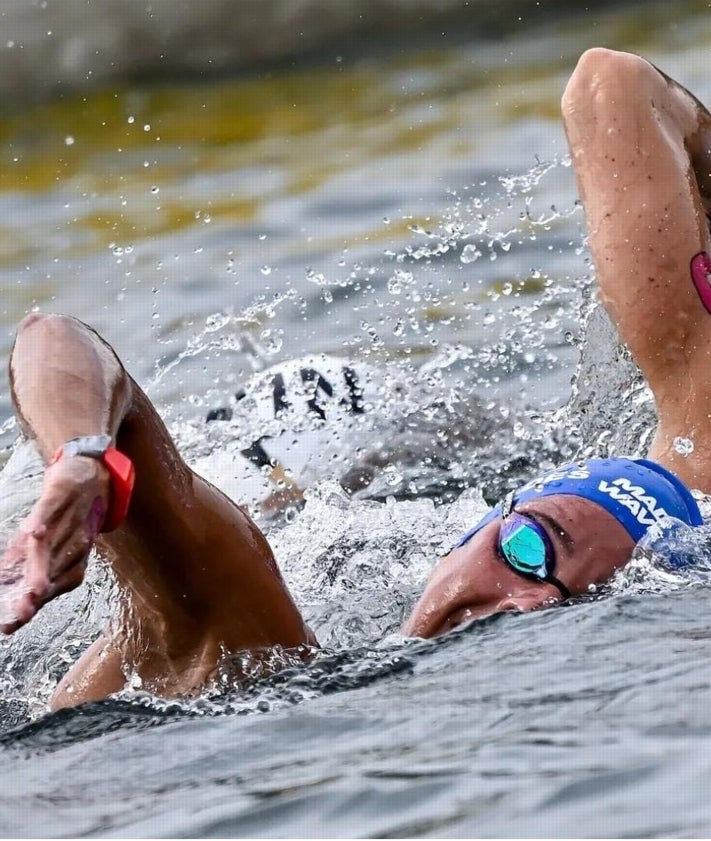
[562,49,711,405]
[103,381,312,668]
[51,462,312,706]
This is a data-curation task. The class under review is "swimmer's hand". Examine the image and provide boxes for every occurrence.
[0,456,110,633]
[259,464,304,518]
[259,483,305,518]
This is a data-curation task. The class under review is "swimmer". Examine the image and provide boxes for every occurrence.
[199,354,388,512]
[3,47,711,708]
[198,354,480,510]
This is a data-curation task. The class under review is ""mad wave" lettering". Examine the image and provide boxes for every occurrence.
[598,478,669,525]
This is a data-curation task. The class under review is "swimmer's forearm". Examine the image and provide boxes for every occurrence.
[9,314,132,461]
[649,63,711,203]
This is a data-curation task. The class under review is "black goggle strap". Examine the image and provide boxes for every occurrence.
[544,574,572,601]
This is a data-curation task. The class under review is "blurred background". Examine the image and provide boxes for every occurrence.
[0,0,706,430]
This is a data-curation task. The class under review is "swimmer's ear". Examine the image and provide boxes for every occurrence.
[495,588,561,613]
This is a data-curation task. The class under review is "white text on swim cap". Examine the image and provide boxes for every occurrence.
[597,478,669,525]
[521,465,591,492]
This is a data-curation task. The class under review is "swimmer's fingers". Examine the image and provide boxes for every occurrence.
[0,535,90,633]
[0,519,93,633]
[0,533,32,631]
[20,495,99,612]
[46,555,88,601]
[0,535,26,585]
[0,459,108,633]
[8,526,53,628]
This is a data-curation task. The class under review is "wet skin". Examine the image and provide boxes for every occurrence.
[9,49,711,708]
[403,494,635,638]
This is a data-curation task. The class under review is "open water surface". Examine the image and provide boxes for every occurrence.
[1,1,711,837]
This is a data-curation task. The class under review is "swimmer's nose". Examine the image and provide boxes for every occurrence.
[494,588,562,613]
[495,598,526,613]
[438,605,477,634]
[403,602,479,638]
[401,603,439,638]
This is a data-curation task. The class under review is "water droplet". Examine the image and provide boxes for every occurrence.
[64,135,75,146]
[127,116,135,124]
[460,244,480,264]
[387,269,413,295]
[260,265,272,276]
[384,467,402,487]
[513,422,527,439]
[260,328,283,355]
[306,268,327,285]
[673,437,694,457]
[151,186,159,194]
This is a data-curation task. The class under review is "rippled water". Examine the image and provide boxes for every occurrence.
[1,1,711,837]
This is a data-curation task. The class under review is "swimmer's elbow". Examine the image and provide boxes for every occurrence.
[562,48,651,126]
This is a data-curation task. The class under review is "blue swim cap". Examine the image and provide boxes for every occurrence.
[456,457,702,547]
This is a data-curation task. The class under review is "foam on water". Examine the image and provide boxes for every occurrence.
[0,154,704,734]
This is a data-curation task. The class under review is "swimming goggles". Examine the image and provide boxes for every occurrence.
[498,492,572,600]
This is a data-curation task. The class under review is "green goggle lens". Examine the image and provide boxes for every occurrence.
[500,522,548,576]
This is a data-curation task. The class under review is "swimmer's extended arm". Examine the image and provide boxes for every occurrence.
[563,49,711,490]
[6,314,312,708]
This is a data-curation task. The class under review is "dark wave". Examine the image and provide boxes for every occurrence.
[0,0,662,108]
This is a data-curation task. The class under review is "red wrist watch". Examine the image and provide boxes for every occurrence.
[49,434,135,532]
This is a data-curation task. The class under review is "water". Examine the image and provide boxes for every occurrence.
[1,1,711,837]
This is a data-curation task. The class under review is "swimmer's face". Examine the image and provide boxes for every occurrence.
[402,494,635,638]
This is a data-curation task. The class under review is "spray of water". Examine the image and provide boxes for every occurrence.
[0,155,695,725]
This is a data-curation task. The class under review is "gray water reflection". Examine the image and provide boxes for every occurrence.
[2,592,711,837]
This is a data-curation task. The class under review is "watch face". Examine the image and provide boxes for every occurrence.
[64,434,112,459]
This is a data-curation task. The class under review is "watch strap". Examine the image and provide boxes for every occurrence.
[50,436,135,532]
[59,434,112,459]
